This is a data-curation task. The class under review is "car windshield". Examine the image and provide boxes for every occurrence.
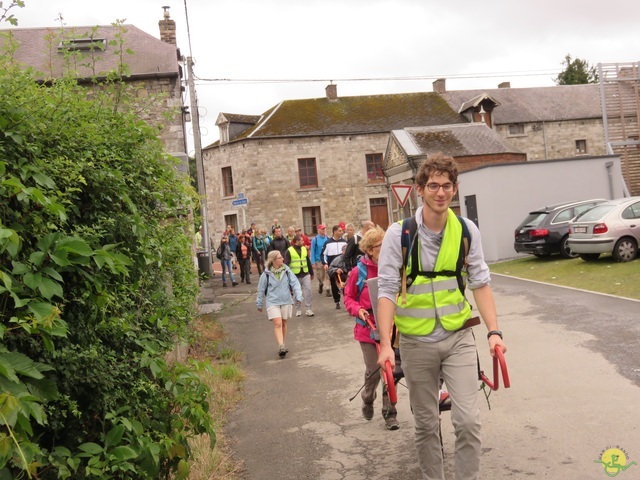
[518,212,548,228]
[574,204,616,222]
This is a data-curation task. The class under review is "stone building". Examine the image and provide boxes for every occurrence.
[1,8,188,165]
[437,80,605,162]
[204,86,468,237]
[203,80,608,239]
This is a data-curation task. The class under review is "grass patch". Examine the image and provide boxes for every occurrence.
[489,255,640,301]
[185,313,246,480]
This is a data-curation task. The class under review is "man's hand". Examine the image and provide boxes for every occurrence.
[489,336,507,357]
[377,344,395,370]
[323,264,328,270]
[257,308,263,312]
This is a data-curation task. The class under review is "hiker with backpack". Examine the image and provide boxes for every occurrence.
[343,226,402,431]
[375,153,507,480]
[256,250,304,358]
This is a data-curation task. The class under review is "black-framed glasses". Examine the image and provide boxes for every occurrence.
[425,182,454,192]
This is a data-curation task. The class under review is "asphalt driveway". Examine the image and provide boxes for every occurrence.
[201,271,640,479]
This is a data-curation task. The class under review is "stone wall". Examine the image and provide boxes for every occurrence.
[203,133,389,239]
[495,118,605,161]
[131,77,186,155]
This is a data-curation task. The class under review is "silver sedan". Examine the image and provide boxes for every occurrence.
[568,196,640,262]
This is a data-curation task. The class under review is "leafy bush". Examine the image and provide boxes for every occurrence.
[0,9,212,479]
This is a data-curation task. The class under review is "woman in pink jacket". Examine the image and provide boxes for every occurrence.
[343,226,400,431]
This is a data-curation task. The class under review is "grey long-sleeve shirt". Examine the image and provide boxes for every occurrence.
[377,206,491,342]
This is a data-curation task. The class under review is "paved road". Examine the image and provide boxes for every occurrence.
[201,269,640,480]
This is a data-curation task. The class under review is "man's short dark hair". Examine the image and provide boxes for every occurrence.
[332,225,341,234]
[415,152,459,187]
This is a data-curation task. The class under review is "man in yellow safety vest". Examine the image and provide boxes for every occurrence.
[376,152,507,480]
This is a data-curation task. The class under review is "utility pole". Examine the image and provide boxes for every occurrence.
[186,56,212,278]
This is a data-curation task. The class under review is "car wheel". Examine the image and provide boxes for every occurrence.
[560,235,579,259]
[579,253,600,262]
[612,237,638,262]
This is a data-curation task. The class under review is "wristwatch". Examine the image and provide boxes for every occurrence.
[487,330,503,340]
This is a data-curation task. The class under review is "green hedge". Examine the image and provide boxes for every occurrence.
[0,22,212,479]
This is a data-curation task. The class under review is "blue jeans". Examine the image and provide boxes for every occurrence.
[221,259,234,284]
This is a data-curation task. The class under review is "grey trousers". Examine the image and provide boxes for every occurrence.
[360,342,396,418]
[400,329,481,480]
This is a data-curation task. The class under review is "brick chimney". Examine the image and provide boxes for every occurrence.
[432,78,446,94]
[159,6,177,45]
[326,83,338,101]
[498,81,511,89]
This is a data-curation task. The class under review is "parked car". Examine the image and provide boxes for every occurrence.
[568,196,640,262]
[514,199,605,258]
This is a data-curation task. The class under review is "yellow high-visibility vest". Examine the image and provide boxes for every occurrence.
[394,210,471,335]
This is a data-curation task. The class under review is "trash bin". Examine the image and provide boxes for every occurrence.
[197,250,211,278]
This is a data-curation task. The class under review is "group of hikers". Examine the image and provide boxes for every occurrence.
[212,153,508,480]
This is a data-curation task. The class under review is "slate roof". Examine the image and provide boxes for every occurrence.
[1,25,179,80]
[392,123,523,158]
[234,92,466,141]
[441,84,602,124]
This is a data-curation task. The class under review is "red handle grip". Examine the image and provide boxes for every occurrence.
[480,347,510,391]
[383,360,397,404]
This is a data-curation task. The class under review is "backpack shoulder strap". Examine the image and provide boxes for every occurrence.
[264,274,270,296]
[400,216,418,305]
[355,259,368,300]
[457,215,471,268]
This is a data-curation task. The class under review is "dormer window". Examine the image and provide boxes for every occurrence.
[57,38,107,52]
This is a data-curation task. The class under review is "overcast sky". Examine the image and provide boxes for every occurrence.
[6,0,640,151]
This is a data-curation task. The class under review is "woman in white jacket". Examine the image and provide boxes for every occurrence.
[257,250,303,357]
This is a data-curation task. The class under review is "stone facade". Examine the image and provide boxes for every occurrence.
[203,133,389,239]
[133,77,187,156]
[495,119,606,161]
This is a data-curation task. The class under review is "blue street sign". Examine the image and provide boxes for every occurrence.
[231,198,248,206]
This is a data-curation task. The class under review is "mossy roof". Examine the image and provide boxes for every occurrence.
[235,92,465,140]
[393,123,523,158]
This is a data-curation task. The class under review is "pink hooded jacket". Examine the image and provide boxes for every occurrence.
[343,255,377,344]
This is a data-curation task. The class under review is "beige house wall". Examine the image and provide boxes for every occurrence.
[203,133,390,239]
[495,118,605,161]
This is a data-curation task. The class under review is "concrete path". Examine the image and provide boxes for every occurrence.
[199,267,640,480]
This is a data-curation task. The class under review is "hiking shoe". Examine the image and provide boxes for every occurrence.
[384,416,400,431]
[305,309,314,317]
[223,283,227,287]
[278,344,287,358]
[362,403,374,421]
[296,310,302,317]
[318,284,323,294]
[325,290,331,297]
[232,282,238,287]
[335,302,340,309]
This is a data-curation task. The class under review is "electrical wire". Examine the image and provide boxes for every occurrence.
[192,69,560,85]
